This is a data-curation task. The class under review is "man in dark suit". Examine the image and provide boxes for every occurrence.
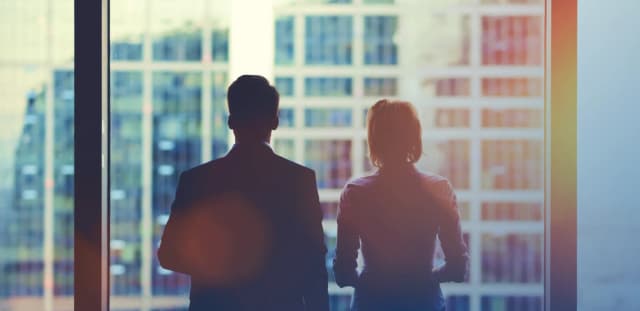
[157,75,329,311]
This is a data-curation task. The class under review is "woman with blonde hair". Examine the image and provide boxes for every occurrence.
[333,100,469,311]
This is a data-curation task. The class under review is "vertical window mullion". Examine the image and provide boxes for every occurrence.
[74,0,110,310]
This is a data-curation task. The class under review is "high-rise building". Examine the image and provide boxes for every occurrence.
[1,0,544,310]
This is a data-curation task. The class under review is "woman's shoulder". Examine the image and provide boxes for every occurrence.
[414,169,450,186]
[342,174,377,191]
[414,169,457,207]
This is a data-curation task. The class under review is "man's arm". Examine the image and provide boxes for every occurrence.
[299,170,330,311]
[157,171,191,274]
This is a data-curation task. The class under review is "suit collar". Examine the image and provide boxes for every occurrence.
[227,142,274,157]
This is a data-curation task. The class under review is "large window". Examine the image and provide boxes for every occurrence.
[1,0,546,310]
[274,1,544,310]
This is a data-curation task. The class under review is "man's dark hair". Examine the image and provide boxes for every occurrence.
[227,75,279,128]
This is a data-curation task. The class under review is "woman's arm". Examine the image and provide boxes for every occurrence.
[333,184,360,287]
[432,180,469,283]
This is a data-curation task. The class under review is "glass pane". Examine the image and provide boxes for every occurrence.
[364,16,398,65]
[424,108,471,128]
[150,0,204,62]
[305,16,353,65]
[275,76,295,97]
[419,140,471,190]
[305,109,352,127]
[0,0,74,309]
[106,0,546,310]
[304,140,352,189]
[275,16,295,65]
[279,108,296,128]
[422,78,471,97]
[413,14,471,67]
[481,108,543,128]
[482,16,543,66]
[482,78,543,97]
[481,296,542,310]
[481,140,543,190]
[211,72,229,159]
[481,202,543,221]
[273,139,295,159]
[110,0,230,309]
[305,77,352,96]
[364,77,397,97]
[481,233,542,283]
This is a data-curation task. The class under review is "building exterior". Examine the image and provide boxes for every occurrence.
[1,0,544,310]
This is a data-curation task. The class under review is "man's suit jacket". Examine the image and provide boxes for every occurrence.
[158,142,329,311]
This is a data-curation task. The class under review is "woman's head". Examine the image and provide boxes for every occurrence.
[367,99,422,168]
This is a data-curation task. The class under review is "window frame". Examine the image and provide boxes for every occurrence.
[74,0,110,310]
[545,0,577,310]
[72,0,578,310]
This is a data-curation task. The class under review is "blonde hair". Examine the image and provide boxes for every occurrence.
[367,99,422,168]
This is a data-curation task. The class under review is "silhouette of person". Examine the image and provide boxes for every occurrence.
[158,75,329,311]
[333,100,469,311]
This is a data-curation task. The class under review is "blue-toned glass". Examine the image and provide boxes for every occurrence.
[364,77,398,96]
[305,108,352,127]
[110,71,143,295]
[481,296,542,311]
[111,40,143,61]
[279,108,295,128]
[305,16,353,65]
[53,70,75,295]
[305,77,352,96]
[275,16,295,65]
[6,90,47,296]
[212,29,229,62]
[211,72,228,159]
[364,16,398,65]
[447,296,471,311]
[153,27,202,61]
[275,77,295,97]
[152,72,202,295]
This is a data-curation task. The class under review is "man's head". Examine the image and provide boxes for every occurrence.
[227,75,279,142]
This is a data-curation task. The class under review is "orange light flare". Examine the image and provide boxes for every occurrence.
[176,193,273,287]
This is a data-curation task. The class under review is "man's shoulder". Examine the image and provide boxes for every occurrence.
[179,157,227,179]
[271,153,315,177]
